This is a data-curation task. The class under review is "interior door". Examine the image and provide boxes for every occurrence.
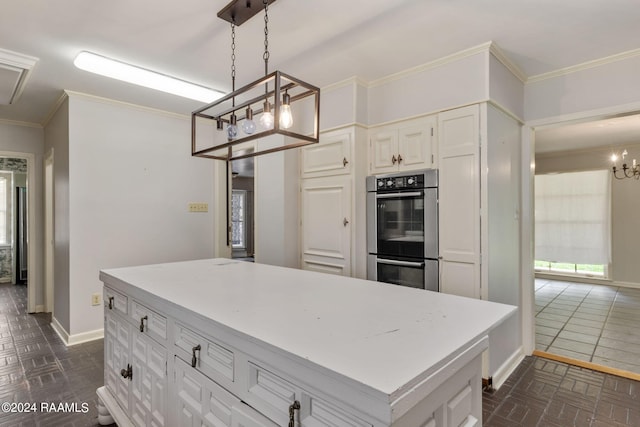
[301,175,352,276]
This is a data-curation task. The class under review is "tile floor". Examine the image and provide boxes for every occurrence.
[535,278,640,375]
[1,282,639,426]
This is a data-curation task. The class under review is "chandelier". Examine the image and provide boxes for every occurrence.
[611,149,639,180]
[191,0,320,162]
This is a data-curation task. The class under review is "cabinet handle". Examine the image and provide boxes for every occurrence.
[191,344,201,368]
[392,155,397,164]
[343,218,349,227]
[343,157,349,167]
[139,315,148,332]
[108,296,114,310]
[397,154,403,164]
[120,364,132,380]
[288,400,301,427]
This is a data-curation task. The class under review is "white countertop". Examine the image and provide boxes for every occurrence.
[100,258,516,400]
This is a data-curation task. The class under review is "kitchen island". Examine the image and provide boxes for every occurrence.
[97,258,516,427]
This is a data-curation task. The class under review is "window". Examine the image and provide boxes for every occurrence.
[0,172,12,246]
[534,170,611,278]
[231,190,246,249]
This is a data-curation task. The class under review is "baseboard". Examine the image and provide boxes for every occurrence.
[612,280,640,290]
[491,347,525,390]
[0,277,11,283]
[51,316,104,347]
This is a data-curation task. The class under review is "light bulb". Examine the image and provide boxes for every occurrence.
[242,107,256,135]
[227,114,238,140]
[611,154,618,163]
[259,100,274,130]
[279,93,293,129]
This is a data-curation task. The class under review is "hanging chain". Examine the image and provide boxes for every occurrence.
[230,21,236,106]
[263,0,269,76]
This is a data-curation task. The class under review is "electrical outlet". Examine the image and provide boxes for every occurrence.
[91,293,101,306]
[188,203,209,212]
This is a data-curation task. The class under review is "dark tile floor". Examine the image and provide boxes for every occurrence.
[1,282,639,426]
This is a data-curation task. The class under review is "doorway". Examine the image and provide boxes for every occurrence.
[530,112,640,378]
[230,156,255,261]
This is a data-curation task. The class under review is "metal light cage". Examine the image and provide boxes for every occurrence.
[192,70,320,162]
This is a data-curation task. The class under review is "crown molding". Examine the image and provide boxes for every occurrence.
[488,42,527,83]
[0,118,42,129]
[41,91,69,128]
[527,47,640,84]
[322,76,368,93]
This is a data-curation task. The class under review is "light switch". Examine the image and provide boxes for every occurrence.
[188,203,209,212]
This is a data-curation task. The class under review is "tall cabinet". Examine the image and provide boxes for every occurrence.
[300,126,368,278]
[437,103,522,378]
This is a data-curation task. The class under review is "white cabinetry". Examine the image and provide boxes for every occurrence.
[300,126,367,278]
[369,115,437,174]
[437,103,522,380]
[103,287,168,427]
[98,260,515,427]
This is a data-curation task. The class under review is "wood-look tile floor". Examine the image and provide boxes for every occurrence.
[535,279,640,375]
[1,282,639,426]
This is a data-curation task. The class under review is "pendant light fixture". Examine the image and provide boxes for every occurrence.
[191,0,320,162]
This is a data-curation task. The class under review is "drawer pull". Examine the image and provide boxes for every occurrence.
[398,153,403,164]
[343,157,349,167]
[288,400,300,427]
[120,364,132,380]
[392,154,397,164]
[108,296,114,310]
[191,344,202,368]
[139,315,148,332]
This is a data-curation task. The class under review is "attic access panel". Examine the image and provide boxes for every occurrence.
[217,0,277,26]
[0,48,38,105]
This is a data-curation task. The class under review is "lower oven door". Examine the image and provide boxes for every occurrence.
[367,255,439,291]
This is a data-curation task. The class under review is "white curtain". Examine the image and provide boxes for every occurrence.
[535,170,611,265]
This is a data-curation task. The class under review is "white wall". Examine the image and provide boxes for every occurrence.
[489,55,525,120]
[525,53,640,122]
[43,99,71,331]
[254,135,299,268]
[64,93,215,338]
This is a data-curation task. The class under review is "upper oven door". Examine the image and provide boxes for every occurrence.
[367,187,438,259]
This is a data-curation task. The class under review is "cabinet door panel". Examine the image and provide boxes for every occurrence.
[301,176,351,276]
[370,129,398,174]
[398,125,428,170]
[104,312,130,412]
[174,356,237,427]
[438,105,480,299]
[131,333,167,427]
[302,131,352,177]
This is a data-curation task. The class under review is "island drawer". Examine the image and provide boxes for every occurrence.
[130,299,167,343]
[104,286,127,316]
[174,323,234,384]
[246,361,372,427]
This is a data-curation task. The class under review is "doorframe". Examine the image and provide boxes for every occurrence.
[0,151,37,312]
[44,148,54,313]
[522,101,640,356]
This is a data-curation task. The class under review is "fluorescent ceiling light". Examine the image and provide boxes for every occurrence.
[74,51,223,103]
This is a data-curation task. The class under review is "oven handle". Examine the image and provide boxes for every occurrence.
[375,191,423,199]
[376,258,425,268]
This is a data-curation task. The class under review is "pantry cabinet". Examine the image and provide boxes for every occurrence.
[300,126,368,278]
[369,115,437,174]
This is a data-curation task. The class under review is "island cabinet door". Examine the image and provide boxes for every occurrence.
[130,332,168,427]
[104,309,131,413]
[174,356,278,427]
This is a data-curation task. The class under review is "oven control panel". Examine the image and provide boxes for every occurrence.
[376,174,424,190]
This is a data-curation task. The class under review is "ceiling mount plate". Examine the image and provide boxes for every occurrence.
[217,0,276,26]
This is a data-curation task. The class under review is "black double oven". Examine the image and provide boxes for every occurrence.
[366,169,439,291]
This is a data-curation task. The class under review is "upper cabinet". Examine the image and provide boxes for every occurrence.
[369,115,437,174]
[302,130,352,178]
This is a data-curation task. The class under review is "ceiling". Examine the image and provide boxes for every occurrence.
[1,0,639,151]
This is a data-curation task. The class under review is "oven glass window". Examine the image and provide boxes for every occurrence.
[377,194,424,258]
[377,261,424,289]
